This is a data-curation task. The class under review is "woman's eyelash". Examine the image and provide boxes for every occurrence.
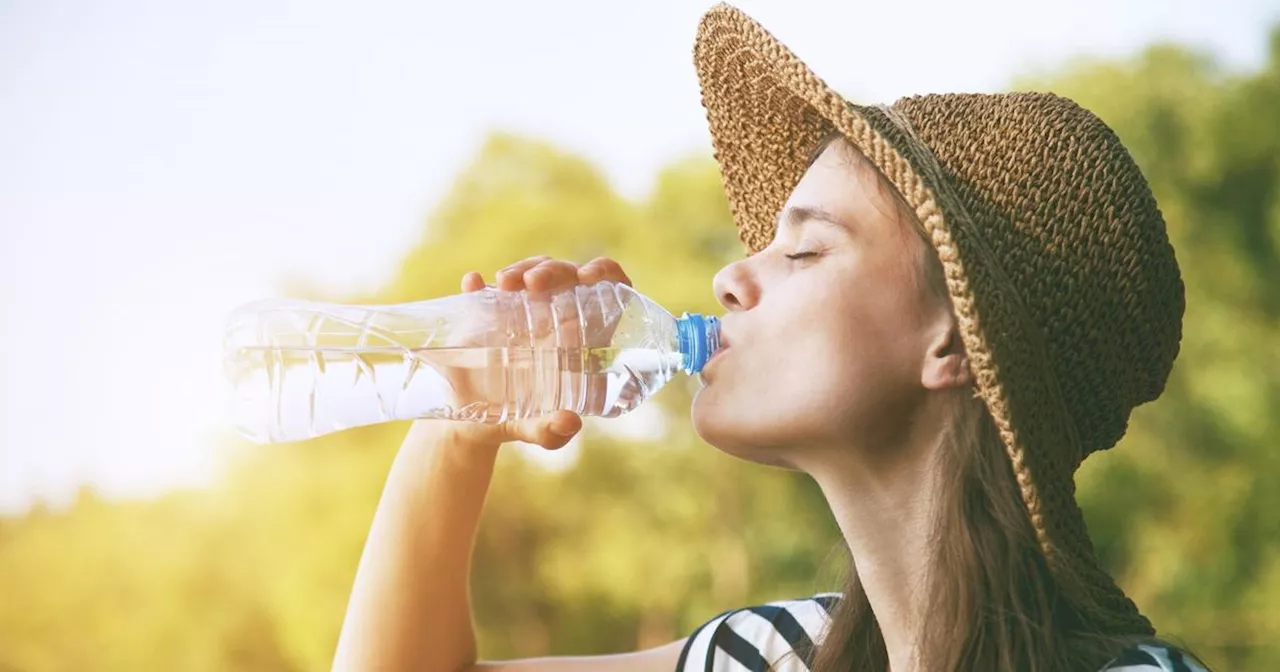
[785,251,818,260]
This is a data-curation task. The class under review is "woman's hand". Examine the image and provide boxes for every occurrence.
[335,256,685,672]
[418,255,634,452]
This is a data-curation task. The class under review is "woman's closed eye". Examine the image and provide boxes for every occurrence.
[785,250,820,261]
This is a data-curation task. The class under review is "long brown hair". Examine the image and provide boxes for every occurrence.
[802,131,1168,672]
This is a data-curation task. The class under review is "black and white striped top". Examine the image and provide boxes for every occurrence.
[675,594,1208,672]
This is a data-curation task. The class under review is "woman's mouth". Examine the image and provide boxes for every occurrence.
[700,343,730,381]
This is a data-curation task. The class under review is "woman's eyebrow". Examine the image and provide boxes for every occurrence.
[776,205,851,234]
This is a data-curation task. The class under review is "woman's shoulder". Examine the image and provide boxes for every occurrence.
[675,596,1213,672]
[676,592,841,672]
[1099,642,1212,672]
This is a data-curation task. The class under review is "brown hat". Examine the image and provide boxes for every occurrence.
[693,3,1185,634]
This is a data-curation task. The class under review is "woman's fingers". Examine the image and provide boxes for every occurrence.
[460,271,487,293]
[523,260,583,297]
[495,256,552,292]
[483,255,633,293]
[579,257,632,287]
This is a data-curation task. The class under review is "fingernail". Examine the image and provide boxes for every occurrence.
[551,423,575,437]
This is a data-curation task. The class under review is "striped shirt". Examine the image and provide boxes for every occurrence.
[675,594,1209,672]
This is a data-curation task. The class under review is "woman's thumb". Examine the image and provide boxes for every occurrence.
[520,410,582,450]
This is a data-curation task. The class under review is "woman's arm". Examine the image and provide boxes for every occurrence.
[331,420,502,672]
[333,257,686,672]
[331,419,687,672]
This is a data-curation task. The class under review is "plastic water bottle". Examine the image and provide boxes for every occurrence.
[222,281,720,444]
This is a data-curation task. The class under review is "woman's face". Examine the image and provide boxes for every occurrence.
[691,139,957,467]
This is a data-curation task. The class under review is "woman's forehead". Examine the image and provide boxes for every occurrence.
[790,142,884,215]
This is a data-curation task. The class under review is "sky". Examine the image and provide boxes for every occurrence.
[1,0,1277,515]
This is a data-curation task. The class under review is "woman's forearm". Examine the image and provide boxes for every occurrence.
[332,421,502,672]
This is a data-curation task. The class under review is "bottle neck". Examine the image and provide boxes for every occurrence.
[676,313,721,374]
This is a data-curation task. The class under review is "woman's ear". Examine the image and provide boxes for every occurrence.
[922,321,972,391]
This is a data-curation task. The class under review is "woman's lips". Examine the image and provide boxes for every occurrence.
[700,344,729,380]
[698,325,731,382]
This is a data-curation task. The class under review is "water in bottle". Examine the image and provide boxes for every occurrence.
[223,281,720,443]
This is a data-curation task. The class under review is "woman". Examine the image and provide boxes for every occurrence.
[333,5,1208,671]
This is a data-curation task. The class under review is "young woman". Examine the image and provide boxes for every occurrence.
[332,5,1208,671]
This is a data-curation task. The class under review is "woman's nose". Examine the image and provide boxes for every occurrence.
[713,260,758,312]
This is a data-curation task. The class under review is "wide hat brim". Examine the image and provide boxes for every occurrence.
[694,3,1155,635]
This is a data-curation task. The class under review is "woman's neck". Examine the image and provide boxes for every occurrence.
[800,409,948,672]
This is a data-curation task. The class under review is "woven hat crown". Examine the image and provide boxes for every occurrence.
[873,93,1186,463]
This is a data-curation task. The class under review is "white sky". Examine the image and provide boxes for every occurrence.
[1,0,1276,514]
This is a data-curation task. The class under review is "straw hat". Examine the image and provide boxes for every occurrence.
[693,3,1185,634]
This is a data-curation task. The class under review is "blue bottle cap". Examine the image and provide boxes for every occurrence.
[676,313,721,374]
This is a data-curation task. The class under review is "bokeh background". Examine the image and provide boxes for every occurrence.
[3,1,1280,670]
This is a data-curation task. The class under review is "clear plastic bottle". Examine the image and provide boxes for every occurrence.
[222,281,720,444]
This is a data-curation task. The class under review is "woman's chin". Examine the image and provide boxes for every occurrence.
[689,385,729,440]
[691,396,790,466]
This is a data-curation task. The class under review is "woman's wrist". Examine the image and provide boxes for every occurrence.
[401,420,502,468]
